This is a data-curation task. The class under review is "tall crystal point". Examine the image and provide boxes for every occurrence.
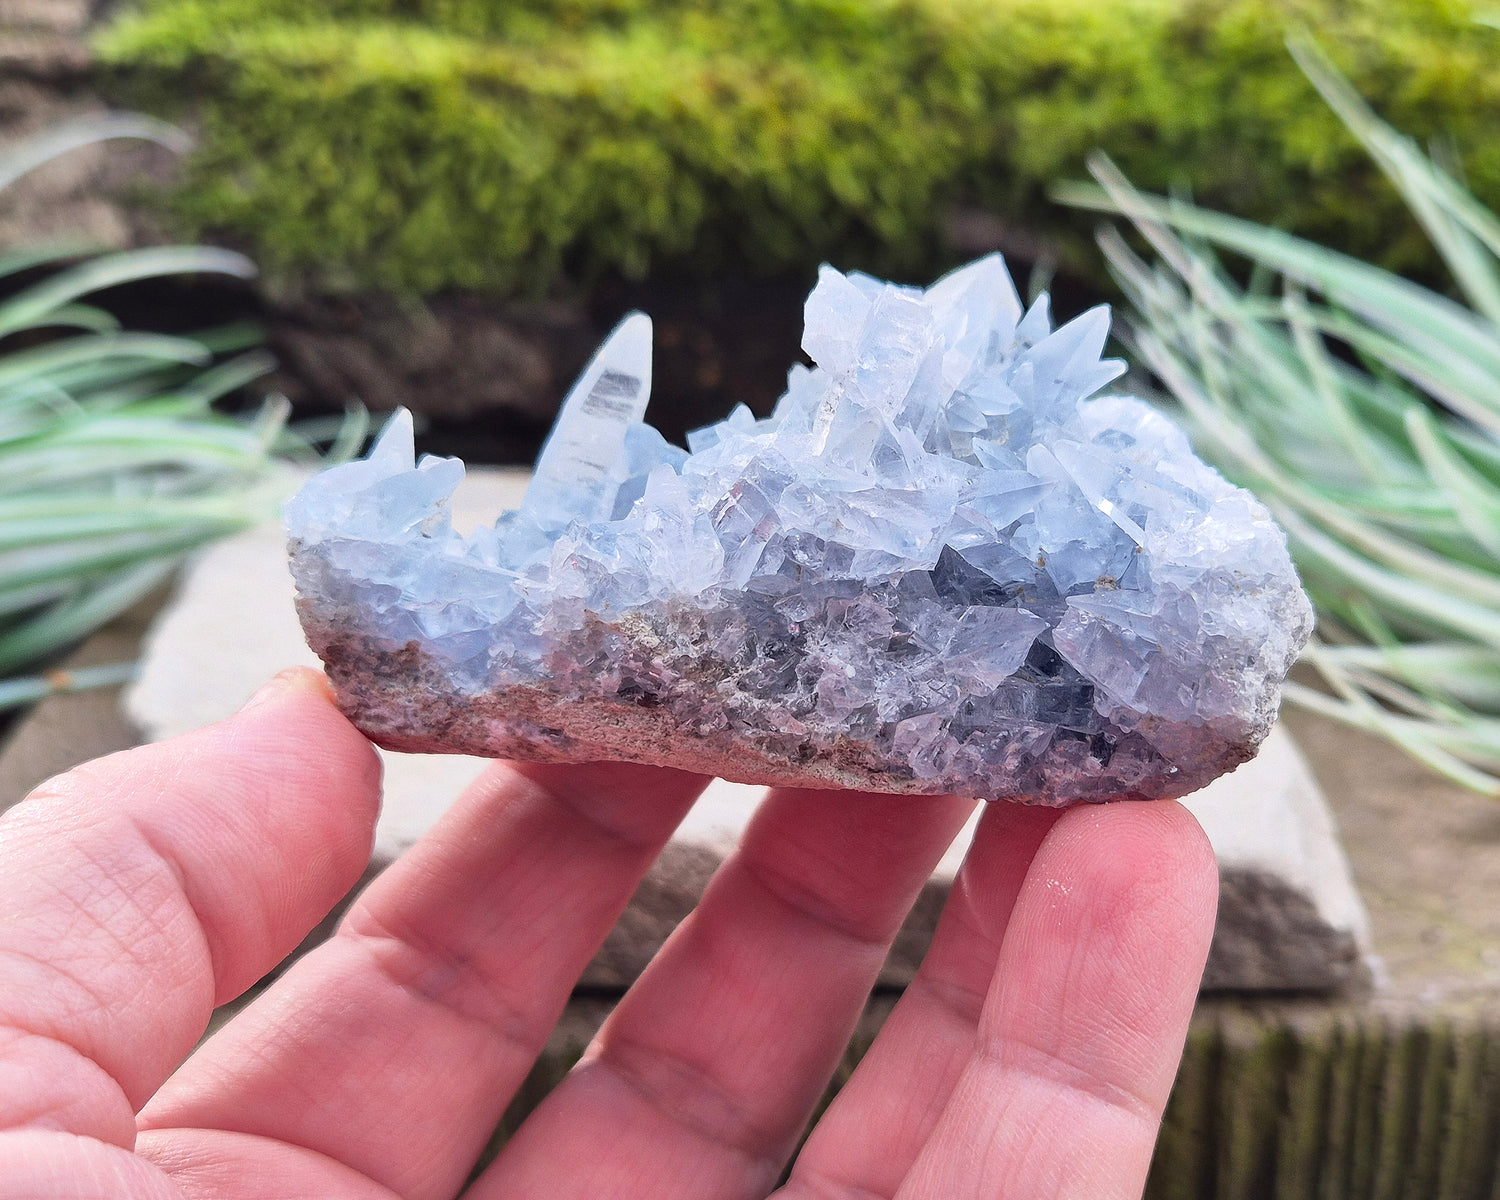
[286,254,1313,804]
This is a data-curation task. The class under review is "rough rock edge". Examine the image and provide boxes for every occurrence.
[305,610,1262,807]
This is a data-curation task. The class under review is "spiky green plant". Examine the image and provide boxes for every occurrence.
[1059,39,1500,794]
[0,118,360,709]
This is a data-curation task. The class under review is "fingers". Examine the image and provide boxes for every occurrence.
[135,1128,403,1200]
[0,670,381,1148]
[471,786,976,1200]
[140,760,710,1200]
[0,1132,184,1200]
[780,800,1065,1199]
[895,800,1218,1200]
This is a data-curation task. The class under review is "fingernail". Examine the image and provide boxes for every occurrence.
[241,667,325,712]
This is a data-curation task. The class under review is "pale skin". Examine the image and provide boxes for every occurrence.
[0,667,1217,1200]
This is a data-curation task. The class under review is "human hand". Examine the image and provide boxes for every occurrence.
[0,667,1217,1200]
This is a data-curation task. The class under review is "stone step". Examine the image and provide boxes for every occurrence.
[468,995,1500,1200]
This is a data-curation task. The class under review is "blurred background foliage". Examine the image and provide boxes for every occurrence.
[1064,40,1500,794]
[96,0,1500,298]
[0,122,361,707]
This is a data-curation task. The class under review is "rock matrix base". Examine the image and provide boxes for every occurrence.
[287,255,1312,804]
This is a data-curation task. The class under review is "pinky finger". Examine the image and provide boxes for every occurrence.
[896,800,1217,1200]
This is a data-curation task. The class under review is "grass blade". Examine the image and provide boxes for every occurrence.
[1059,45,1500,793]
[0,247,256,339]
[0,115,190,193]
[0,661,139,711]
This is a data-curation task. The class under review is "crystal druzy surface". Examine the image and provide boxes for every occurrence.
[287,255,1312,804]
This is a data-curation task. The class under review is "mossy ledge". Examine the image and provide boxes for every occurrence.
[98,0,1500,296]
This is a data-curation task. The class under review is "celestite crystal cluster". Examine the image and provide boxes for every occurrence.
[287,254,1312,804]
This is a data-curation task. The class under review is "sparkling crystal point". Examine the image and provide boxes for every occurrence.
[522,312,653,532]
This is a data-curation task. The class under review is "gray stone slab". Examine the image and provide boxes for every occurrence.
[580,729,1371,993]
[1189,729,1371,991]
[116,467,1373,993]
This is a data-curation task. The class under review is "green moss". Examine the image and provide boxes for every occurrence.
[98,0,1500,295]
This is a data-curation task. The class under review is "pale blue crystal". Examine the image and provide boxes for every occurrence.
[287,253,1313,803]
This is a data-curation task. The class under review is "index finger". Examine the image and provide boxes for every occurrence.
[140,757,711,1200]
[0,669,382,1149]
